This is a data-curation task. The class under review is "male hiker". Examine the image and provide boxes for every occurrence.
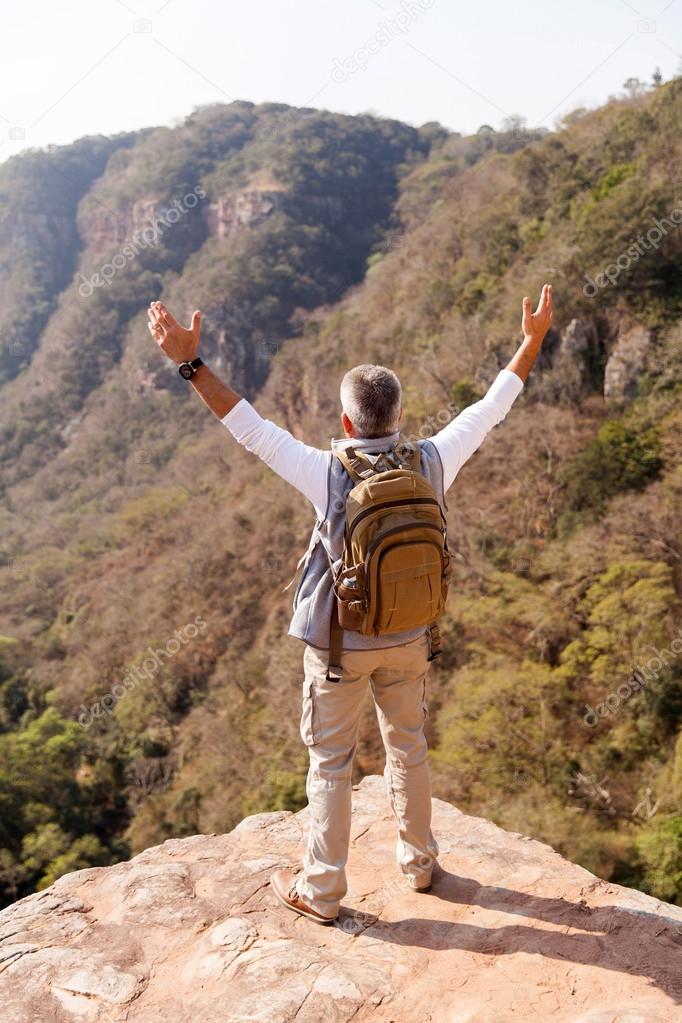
[148,283,553,925]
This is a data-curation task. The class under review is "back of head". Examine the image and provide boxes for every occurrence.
[340,364,402,438]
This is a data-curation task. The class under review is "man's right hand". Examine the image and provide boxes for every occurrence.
[148,301,202,365]
[505,283,554,383]
[521,283,553,345]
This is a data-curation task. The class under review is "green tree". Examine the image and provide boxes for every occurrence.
[635,815,682,903]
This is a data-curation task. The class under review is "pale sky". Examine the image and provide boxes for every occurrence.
[1,0,681,164]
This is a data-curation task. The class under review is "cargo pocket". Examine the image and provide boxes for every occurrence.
[300,677,319,746]
[420,675,429,722]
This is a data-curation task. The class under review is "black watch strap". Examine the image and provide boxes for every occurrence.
[178,357,203,380]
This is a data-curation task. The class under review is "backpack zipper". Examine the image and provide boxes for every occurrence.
[365,520,445,559]
[347,497,444,541]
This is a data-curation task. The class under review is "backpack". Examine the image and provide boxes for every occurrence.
[324,438,452,680]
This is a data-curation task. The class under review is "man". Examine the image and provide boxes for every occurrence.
[148,283,553,926]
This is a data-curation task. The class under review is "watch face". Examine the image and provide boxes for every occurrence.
[179,363,193,379]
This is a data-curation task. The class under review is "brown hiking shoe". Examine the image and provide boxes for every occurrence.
[408,859,445,893]
[270,868,338,925]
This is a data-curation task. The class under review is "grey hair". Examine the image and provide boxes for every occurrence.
[340,363,402,438]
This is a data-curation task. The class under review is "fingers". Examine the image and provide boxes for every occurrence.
[536,283,552,316]
[190,310,202,337]
[148,312,165,338]
[147,302,167,346]
[148,323,165,346]
[155,303,172,328]
[148,302,170,328]
[154,300,180,331]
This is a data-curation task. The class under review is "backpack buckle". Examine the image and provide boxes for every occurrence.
[427,624,443,661]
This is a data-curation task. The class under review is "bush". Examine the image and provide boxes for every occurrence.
[635,815,682,903]
[556,419,662,531]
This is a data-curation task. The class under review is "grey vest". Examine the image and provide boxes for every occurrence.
[287,438,448,650]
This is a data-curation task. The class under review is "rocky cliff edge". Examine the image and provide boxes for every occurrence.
[1,775,681,1023]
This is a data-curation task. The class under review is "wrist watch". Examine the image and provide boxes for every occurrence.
[178,357,203,380]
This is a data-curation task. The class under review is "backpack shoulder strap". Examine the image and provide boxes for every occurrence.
[393,438,422,473]
[334,446,379,483]
[335,438,422,482]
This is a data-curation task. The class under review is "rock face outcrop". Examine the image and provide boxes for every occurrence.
[205,189,280,238]
[532,318,604,402]
[553,317,602,395]
[604,324,652,400]
[1,774,681,1023]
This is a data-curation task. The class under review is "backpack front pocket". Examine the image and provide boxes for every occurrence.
[371,538,445,634]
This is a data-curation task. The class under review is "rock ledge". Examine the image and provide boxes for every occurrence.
[1,775,681,1023]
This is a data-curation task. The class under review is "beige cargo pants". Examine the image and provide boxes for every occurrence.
[296,629,440,918]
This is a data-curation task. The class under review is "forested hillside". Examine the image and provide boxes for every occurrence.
[1,84,681,908]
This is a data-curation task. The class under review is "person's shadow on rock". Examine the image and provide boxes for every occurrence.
[339,872,682,1005]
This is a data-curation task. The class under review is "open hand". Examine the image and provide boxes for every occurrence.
[521,284,553,345]
[148,301,202,364]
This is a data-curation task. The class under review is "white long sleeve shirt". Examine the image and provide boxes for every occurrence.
[220,368,524,518]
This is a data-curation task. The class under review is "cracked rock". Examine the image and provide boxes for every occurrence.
[1,774,681,1022]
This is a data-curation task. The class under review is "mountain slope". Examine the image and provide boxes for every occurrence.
[0,83,681,908]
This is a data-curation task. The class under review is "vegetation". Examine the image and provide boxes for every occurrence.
[1,81,682,908]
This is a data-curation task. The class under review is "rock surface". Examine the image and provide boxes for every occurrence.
[532,318,604,402]
[1,774,682,1023]
[554,317,602,395]
[604,324,651,400]
[205,189,280,238]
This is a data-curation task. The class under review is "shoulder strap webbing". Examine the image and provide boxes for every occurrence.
[335,439,422,483]
[334,446,374,483]
[327,601,344,682]
[393,438,422,473]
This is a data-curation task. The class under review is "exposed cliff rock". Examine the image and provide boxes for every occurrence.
[77,195,205,252]
[531,318,605,404]
[205,189,281,238]
[604,324,652,400]
[1,775,681,1023]
[78,197,159,248]
[554,318,603,394]
[79,187,282,251]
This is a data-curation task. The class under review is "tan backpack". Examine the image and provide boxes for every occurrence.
[325,439,452,680]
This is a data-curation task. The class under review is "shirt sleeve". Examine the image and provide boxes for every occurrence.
[430,368,524,492]
[220,398,329,519]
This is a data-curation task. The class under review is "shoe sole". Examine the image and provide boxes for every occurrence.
[271,882,337,925]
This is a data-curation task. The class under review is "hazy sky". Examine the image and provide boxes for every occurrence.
[1,0,680,163]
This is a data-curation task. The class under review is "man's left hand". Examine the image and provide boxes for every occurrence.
[148,301,202,364]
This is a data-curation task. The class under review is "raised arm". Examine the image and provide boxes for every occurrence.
[505,283,553,383]
[148,302,241,416]
[148,301,329,517]
[430,284,553,491]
